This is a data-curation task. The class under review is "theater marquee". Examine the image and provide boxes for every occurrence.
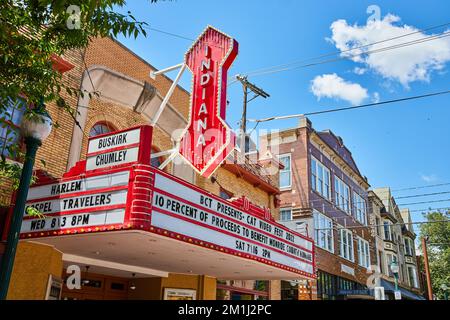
[16,125,316,279]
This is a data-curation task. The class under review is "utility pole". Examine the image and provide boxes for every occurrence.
[422,236,434,300]
[235,75,270,153]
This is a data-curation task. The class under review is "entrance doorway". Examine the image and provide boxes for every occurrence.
[61,270,131,300]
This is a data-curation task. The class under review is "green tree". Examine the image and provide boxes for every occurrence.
[0,0,157,185]
[419,210,450,299]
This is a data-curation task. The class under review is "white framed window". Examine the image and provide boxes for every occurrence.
[339,228,354,262]
[386,253,397,277]
[334,176,350,214]
[279,154,292,189]
[404,238,414,256]
[357,237,370,268]
[383,221,393,241]
[313,210,334,252]
[353,192,367,225]
[311,156,330,200]
[407,266,418,288]
[279,208,292,222]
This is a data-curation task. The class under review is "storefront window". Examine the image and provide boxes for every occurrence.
[317,271,368,300]
[216,280,269,300]
[281,280,298,300]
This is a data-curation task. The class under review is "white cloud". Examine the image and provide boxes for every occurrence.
[372,92,380,103]
[329,14,450,87]
[310,73,368,105]
[420,173,438,183]
[353,67,367,75]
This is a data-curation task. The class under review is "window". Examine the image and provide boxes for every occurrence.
[407,266,418,288]
[89,122,114,137]
[386,254,396,277]
[357,237,370,268]
[311,157,330,200]
[314,211,334,252]
[353,192,367,225]
[279,154,291,189]
[339,228,354,261]
[279,208,292,222]
[375,217,381,236]
[0,97,25,158]
[219,188,233,200]
[404,238,414,256]
[334,176,350,213]
[383,221,393,241]
[378,250,385,275]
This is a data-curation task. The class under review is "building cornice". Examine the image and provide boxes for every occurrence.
[310,132,370,189]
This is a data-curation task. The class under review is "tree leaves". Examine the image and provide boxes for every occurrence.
[420,211,450,299]
[0,0,152,183]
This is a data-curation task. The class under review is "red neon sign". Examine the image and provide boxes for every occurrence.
[179,26,238,178]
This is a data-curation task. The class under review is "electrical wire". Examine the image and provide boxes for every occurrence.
[409,207,450,213]
[143,26,224,49]
[241,21,450,77]
[248,89,450,122]
[239,28,450,79]
[315,219,450,232]
[392,182,450,192]
[395,191,450,200]
[398,198,450,206]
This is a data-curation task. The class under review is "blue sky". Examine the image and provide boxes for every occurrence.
[116,0,450,230]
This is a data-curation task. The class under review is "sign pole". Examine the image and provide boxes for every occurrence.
[0,137,41,300]
[422,237,434,300]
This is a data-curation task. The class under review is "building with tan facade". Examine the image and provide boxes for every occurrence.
[368,188,424,300]
[0,35,316,300]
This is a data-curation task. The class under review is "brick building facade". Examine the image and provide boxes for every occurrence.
[261,117,375,300]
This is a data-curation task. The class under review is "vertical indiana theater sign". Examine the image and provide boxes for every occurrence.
[179,26,238,178]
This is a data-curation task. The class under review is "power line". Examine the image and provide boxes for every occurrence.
[398,198,450,206]
[409,207,450,213]
[427,243,450,246]
[315,219,450,232]
[303,194,450,207]
[396,190,450,200]
[239,27,450,79]
[145,26,195,42]
[239,31,450,79]
[392,182,450,192]
[143,26,224,49]
[241,21,450,77]
[248,89,450,122]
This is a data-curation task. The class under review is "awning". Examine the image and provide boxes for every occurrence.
[380,279,426,300]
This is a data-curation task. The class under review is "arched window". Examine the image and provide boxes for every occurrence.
[89,122,115,137]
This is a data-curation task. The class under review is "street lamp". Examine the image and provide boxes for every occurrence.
[441,284,449,300]
[390,258,400,292]
[0,102,52,300]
